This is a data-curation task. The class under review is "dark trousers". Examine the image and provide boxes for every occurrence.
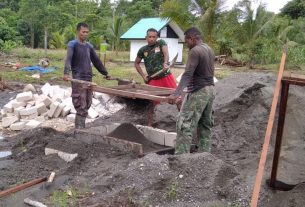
[71,82,92,117]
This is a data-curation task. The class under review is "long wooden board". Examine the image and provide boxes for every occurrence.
[250,46,287,207]
[69,79,173,102]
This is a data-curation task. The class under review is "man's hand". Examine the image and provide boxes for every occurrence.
[143,76,149,84]
[105,75,111,80]
[63,74,71,81]
[168,94,179,105]
[163,62,170,70]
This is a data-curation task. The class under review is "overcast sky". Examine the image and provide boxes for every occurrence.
[224,0,293,13]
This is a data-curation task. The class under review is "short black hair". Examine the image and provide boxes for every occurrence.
[184,27,202,40]
[146,28,158,36]
[77,22,89,31]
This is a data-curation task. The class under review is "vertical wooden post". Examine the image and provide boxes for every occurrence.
[269,81,290,187]
[250,45,287,207]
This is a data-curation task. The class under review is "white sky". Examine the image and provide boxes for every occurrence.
[224,0,292,13]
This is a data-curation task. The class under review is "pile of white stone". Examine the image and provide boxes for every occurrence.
[1,83,125,131]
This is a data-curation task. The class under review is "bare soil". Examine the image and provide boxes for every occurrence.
[1,72,305,206]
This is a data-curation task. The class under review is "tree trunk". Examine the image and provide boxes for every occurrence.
[44,28,48,56]
[30,25,35,49]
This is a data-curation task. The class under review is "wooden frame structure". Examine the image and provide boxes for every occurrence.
[269,72,305,189]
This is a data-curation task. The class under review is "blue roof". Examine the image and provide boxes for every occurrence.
[120,18,170,39]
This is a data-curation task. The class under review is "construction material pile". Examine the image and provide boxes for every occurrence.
[0,83,125,131]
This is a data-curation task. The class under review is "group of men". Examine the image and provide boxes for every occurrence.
[64,22,215,154]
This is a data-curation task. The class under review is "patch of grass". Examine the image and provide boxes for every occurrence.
[164,181,178,201]
[49,187,79,207]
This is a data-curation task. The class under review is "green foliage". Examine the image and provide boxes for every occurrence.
[126,0,156,24]
[280,0,305,19]
[165,181,178,201]
[49,31,65,49]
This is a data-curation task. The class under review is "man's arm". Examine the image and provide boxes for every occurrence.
[63,45,74,81]
[161,44,170,70]
[135,56,148,83]
[90,46,108,77]
[173,49,199,96]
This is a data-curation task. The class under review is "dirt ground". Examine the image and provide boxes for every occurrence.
[1,71,305,206]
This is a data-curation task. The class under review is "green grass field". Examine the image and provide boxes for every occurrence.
[2,47,296,87]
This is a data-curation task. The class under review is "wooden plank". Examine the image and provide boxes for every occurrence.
[92,85,169,102]
[270,81,290,187]
[0,177,47,198]
[250,45,287,207]
[135,84,175,92]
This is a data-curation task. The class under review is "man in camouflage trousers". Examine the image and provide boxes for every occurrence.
[168,27,215,154]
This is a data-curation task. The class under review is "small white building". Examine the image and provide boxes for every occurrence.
[120,18,185,63]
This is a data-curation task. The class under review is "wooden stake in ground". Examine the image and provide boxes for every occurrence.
[250,45,288,207]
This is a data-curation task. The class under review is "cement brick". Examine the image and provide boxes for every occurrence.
[41,83,51,96]
[61,105,71,117]
[66,114,76,122]
[23,84,36,93]
[2,116,19,128]
[88,108,98,119]
[3,102,13,113]
[48,101,60,118]
[145,127,166,146]
[26,101,35,108]
[16,91,33,102]
[164,132,176,147]
[19,106,37,116]
[92,98,100,106]
[21,111,38,120]
[105,123,120,134]
[25,120,41,129]
[11,100,26,108]
[41,96,52,107]
[10,121,26,131]
[36,103,47,115]
[14,106,25,116]
[48,85,60,98]
[54,103,65,118]
[35,116,46,122]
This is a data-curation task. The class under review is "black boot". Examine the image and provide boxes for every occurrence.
[75,114,86,129]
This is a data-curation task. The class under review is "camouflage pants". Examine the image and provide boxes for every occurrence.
[175,86,215,154]
[71,82,92,117]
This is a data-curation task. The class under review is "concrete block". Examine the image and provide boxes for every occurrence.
[41,96,52,108]
[41,83,51,96]
[16,91,33,102]
[25,120,41,129]
[164,132,176,147]
[3,102,13,113]
[19,106,37,116]
[23,84,36,93]
[21,111,38,120]
[14,106,25,116]
[54,103,65,118]
[92,98,100,106]
[36,103,47,115]
[2,116,19,128]
[70,106,76,114]
[35,116,46,122]
[48,101,60,118]
[105,123,120,134]
[10,121,26,131]
[49,85,61,99]
[45,148,78,162]
[33,93,39,100]
[66,114,76,122]
[144,127,166,146]
[61,106,71,117]
[88,108,99,119]
[11,100,26,108]
[26,101,35,108]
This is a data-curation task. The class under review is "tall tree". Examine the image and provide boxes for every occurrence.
[280,0,305,19]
